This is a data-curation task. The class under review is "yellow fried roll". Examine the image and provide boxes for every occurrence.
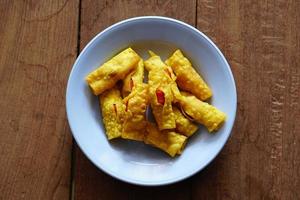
[122,83,149,141]
[99,87,126,140]
[86,48,140,95]
[145,51,177,80]
[173,107,198,137]
[122,59,144,97]
[151,86,175,130]
[178,92,226,132]
[144,51,176,130]
[145,51,166,70]
[165,49,212,100]
[145,123,187,157]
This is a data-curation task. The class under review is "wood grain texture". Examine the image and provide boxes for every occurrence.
[0,0,78,199]
[75,154,193,200]
[194,0,300,199]
[80,0,196,47]
[75,0,196,199]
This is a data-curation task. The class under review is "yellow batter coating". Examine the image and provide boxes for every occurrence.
[144,51,176,130]
[86,48,140,95]
[144,123,187,157]
[99,87,126,140]
[85,47,228,156]
[178,92,226,132]
[173,107,198,137]
[165,49,212,101]
[122,83,149,141]
[122,59,144,98]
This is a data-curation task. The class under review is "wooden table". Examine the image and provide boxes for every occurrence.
[1,0,299,199]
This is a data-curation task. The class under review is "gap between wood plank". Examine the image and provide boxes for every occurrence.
[70,0,82,200]
[195,0,198,29]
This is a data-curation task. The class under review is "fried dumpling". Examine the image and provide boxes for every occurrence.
[99,87,126,139]
[86,48,140,95]
[144,122,187,157]
[144,51,176,130]
[166,49,212,100]
[122,83,149,141]
[178,92,226,132]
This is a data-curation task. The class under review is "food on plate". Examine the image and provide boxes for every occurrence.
[99,87,126,140]
[177,91,226,132]
[86,48,140,95]
[165,49,212,101]
[144,51,176,130]
[122,59,144,97]
[144,122,187,157]
[122,83,149,141]
[86,47,227,157]
[173,106,198,137]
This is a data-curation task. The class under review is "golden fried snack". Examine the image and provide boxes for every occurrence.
[86,48,140,95]
[122,83,149,141]
[144,122,187,157]
[165,49,212,101]
[178,92,226,132]
[150,87,175,130]
[144,51,176,130]
[173,107,198,137]
[99,87,126,140]
[122,59,144,97]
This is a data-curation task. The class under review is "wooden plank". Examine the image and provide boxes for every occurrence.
[194,0,300,199]
[0,0,78,199]
[80,0,196,48]
[75,154,193,200]
[75,0,196,199]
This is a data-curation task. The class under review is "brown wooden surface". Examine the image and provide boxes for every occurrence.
[194,1,300,199]
[0,0,299,199]
[0,0,78,199]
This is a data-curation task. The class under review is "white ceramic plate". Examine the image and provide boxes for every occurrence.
[66,16,237,186]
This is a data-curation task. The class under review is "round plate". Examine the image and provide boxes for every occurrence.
[66,16,237,186]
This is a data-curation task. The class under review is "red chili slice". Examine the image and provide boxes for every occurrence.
[180,105,195,121]
[130,78,134,90]
[125,101,129,112]
[113,103,117,114]
[156,89,165,105]
[165,68,172,78]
